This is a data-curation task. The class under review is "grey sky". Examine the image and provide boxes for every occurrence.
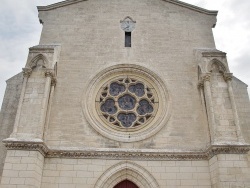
[0,0,249,107]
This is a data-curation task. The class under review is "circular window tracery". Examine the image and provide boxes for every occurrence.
[83,64,171,142]
[98,77,157,130]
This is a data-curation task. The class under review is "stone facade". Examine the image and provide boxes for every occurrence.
[0,0,250,187]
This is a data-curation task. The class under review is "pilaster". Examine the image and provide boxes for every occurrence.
[195,48,247,145]
[8,45,60,141]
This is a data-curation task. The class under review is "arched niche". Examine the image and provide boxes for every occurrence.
[207,59,228,74]
[27,54,49,70]
[94,161,160,188]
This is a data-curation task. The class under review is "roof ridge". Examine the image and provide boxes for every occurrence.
[37,0,218,15]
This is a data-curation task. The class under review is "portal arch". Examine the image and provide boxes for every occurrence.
[94,161,160,188]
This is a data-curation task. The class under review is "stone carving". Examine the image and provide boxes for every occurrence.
[223,73,233,82]
[3,140,250,160]
[22,68,32,78]
[98,78,156,129]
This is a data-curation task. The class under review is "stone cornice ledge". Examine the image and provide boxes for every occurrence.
[3,138,49,157]
[3,139,250,160]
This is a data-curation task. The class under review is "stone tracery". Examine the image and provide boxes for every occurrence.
[98,77,156,129]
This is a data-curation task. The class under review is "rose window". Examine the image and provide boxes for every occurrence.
[98,77,157,129]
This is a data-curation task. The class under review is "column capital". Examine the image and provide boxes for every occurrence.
[223,73,233,82]
[44,69,55,78]
[22,68,32,78]
[201,73,211,82]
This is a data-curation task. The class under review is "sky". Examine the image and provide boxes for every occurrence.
[0,0,249,107]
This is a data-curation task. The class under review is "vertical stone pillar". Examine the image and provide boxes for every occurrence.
[201,73,216,143]
[43,78,56,140]
[198,81,212,144]
[38,70,54,139]
[224,73,245,143]
[11,68,32,137]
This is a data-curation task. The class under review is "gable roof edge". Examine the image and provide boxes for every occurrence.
[37,0,88,11]
[37,0,218,16]
[163,0,217,15]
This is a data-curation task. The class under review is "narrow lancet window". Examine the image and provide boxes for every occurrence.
[125,32,131,47]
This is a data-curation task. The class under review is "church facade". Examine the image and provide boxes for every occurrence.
[0,0,250,187]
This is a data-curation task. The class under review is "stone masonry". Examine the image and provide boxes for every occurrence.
[0,0,250,187]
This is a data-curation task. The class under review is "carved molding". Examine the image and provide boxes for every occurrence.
[3,140,49,157]
[83,64,172,142]
[3,140,250,160]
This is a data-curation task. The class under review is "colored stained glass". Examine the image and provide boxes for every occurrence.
[137,99,153,115]
[110,82,125,96]
[118,113,136,127]
[129,83,145,97]
[118,94,136,110]
[101,99,117,114]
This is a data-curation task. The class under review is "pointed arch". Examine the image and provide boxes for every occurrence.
[94,161,160,188]
[27,54,49,69]
[207,59,228,73]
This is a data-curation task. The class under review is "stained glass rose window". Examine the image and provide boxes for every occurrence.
[98,77,156,129]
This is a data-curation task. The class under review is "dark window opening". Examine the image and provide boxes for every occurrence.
[114,180,138,188]
[125,32,131,47]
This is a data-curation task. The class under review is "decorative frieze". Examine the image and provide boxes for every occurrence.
[3,140,250,161]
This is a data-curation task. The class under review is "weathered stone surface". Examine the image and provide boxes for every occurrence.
[0,73,23,183]
[1,0,250,187]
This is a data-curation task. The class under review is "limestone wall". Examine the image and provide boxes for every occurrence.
[0,150,44,188]
[38,0,217,149]
[232,77,250,143]
[0,73,23,183]
[41,158,211,188]
[209,153,250,187]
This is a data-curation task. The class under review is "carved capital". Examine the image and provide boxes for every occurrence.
[223,73,233,82]
[201,73,211,82]
[44,69,55,78]
[22,68,32,78]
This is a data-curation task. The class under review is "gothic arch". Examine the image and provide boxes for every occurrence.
[27,54,49,70]
[207,59,228,73]
[94,161,160,188]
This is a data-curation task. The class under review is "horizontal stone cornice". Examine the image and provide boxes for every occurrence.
[3,139,250,161]
[29,45,60,53]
